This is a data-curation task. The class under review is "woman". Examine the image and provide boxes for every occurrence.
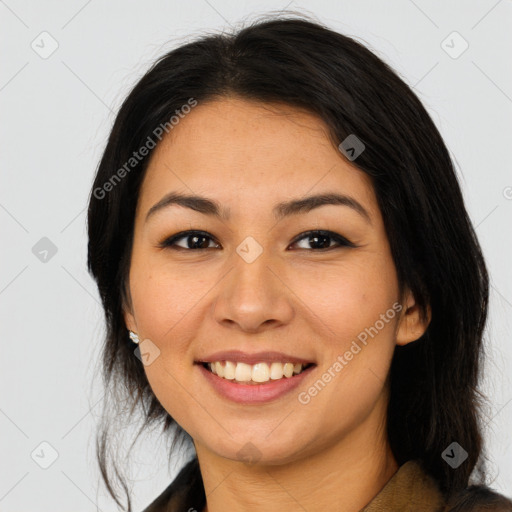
[87,15,512,512]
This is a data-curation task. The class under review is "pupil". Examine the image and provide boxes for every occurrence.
[190,235,208,249]
[311,234,329,249]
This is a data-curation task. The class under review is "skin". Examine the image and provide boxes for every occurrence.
[124,97,430,512]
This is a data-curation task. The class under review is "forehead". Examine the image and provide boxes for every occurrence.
[138,97,378,220]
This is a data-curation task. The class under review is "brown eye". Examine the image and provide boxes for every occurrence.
[289,230,356,250]
[159,230,219,250]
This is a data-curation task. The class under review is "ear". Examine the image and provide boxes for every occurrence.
[123,307,137,334]
[121,279,137,333]
[395,289,431,346]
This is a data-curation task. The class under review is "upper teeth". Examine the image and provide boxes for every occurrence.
[207,361,307,382]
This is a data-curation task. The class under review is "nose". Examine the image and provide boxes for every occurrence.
[211,248,294,333]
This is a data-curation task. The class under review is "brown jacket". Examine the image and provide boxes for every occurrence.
[142,457,512,512]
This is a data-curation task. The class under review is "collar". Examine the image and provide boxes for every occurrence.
[361,459,445,511]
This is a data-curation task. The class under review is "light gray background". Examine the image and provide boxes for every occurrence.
[1,1,511,511]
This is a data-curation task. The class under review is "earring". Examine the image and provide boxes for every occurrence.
[129,331,140,344]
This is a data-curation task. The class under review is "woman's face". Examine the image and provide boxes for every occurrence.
[124,97,427,465]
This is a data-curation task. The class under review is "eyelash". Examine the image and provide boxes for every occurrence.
[158,230,356,252]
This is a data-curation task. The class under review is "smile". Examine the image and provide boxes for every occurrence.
[196,361,317,404]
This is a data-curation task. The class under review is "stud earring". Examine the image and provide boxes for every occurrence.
[129,331,140,344]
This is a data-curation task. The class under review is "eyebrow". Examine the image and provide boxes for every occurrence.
[145,191,372,224]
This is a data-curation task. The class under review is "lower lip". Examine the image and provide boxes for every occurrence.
[196,363,316,404]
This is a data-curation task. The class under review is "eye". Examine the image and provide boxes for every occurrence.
[159,230,220,250]
[159,229,355,251]
[289,230,356,251]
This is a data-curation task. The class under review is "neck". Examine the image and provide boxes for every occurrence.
[196,406,398,512]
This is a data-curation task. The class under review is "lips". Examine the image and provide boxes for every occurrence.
[197,361,316,403]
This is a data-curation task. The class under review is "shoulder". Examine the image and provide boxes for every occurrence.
[384,460,512,512]
[443,485,512,512]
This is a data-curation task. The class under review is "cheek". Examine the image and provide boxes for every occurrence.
[128,261,205,421]
[292,254,398,344]
[129,257,208,341]
[292,254,399,408]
